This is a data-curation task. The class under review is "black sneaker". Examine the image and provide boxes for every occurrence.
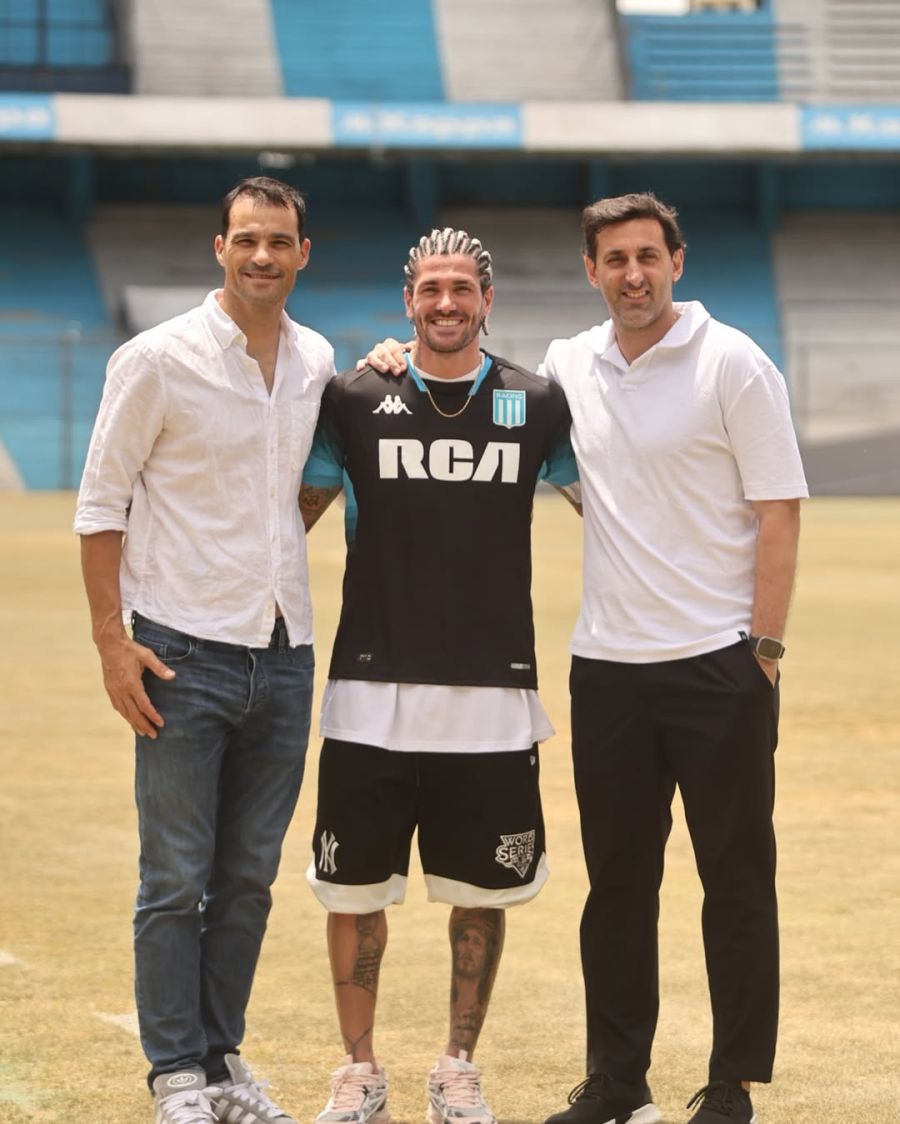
[686,1082,757,1123]
[545,1073,662,1124]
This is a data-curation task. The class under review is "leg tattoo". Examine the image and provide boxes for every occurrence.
[447,907,506,1057]
[336,913,384,996]
[328,911,387,1063]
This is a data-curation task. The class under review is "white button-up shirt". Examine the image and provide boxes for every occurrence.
[75,290,335,647]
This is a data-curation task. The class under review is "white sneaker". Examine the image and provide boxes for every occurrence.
[426,1052,497,1124]
[316,1056,391,1124]
[152,1072,221,1124]
[212,1054,298,1122]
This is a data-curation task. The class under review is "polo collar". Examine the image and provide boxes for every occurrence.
[593,300,711,369]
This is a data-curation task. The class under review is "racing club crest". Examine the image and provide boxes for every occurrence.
[493,389,526,429]
[495,830,535,878]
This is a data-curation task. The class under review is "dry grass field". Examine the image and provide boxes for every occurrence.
[0,493,898,1123]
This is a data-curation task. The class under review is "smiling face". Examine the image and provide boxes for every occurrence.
[584,217,684,360]
[214,196,310,314]
[403,254,494,361]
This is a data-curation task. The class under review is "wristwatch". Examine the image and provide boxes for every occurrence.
[748,634,786,661]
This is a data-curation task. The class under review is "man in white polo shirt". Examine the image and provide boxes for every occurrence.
[541,193,807,1124]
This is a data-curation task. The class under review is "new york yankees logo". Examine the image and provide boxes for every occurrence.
[373,394,412,416]
[319,830,339,874]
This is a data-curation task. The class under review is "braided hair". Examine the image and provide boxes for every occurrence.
[404,228,493,295]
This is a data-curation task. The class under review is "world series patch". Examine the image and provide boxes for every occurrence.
[493,389,526,429]
[495,829,535,878]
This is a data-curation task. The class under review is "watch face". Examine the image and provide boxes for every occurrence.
[756,637,785,660]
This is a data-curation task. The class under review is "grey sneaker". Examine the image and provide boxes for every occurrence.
[426,1052,496,1124]
[316,1056,391,1124]
[212,1054,298,1122]
[152,1071,221,1124]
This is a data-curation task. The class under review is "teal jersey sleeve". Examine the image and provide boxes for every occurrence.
[301,410,344,489]
[342,471,358,547]
[539,427,579,487]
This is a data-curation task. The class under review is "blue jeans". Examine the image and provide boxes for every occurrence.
[131,613,314,1087]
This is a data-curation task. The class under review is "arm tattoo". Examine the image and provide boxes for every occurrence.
[299,484,341,532]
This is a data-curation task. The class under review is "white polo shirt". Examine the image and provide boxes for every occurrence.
[541,301,808,663]
[75,290,335,647]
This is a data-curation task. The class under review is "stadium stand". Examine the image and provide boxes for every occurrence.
[621,3,786,100]
[1,0,899,492]
[0,207,113,489]
[0,0,128,92]
[774,0,900,101]
[434,0,624,102]
[271,0,444,100]
[773,210,900,448]
[132,0,282,96]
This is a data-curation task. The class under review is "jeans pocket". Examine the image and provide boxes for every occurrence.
[133,626,194,664]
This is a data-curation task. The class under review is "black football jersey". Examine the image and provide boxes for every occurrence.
[313,353,573,689]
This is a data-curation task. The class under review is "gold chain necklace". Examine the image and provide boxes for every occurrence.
[423,387,474,419]
[411,349,485,419]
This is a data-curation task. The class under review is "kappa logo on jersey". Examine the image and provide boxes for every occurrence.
[495,830,536,878]
[373,394,412,416]
[379,438,520,483]
[493,389,526,429]
[319,830,339,874]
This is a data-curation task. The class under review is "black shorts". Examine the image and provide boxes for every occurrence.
[307,738,548,912]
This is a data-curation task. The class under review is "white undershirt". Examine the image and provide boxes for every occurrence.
[319,358,554,755]
[320,680,554,754]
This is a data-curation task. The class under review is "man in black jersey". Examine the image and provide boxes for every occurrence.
[300,228,577,1124]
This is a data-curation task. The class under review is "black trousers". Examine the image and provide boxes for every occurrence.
[570,641,780,1085]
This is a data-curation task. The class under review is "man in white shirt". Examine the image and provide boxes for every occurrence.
[75,177,335,1124]
[363,193,807,1124]
[540,194,807,1124]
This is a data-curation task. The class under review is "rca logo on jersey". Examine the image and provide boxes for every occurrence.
[493,389,526,429]
[379,438,520,483]
[373,394,412,415]
[495,830,535,878]
[318,830,339,874]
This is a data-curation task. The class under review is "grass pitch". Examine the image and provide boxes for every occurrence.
[0,494,897,1122]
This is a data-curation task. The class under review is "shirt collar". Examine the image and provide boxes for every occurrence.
[593,300,711,368]
[202,289,292,351]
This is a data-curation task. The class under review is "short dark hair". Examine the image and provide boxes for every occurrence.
[581,192,686,258]
[220,176,307,238]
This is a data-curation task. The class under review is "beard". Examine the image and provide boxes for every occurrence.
[414,313,484,354]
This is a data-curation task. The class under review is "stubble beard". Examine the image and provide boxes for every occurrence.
[416,314,482,355]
